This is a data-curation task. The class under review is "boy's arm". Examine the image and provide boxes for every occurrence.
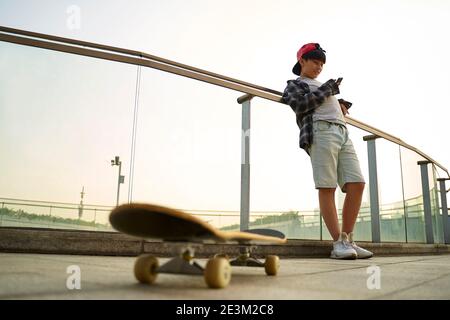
[282,79,340,115]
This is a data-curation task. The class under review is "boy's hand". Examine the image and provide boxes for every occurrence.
[340,102,349,116]
[322,79,340,95]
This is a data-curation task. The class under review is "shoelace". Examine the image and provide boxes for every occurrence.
[336,240,352,250]
[343,241,355,249]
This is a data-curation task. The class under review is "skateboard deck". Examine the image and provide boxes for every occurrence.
[109,203,287,244]
[109,203,287,289]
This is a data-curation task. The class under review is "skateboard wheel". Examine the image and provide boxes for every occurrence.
[134,254,159,284]
[204,257,231,289]
[264,255,279,276]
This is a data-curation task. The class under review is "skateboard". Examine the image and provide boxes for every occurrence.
[109,203,287,288]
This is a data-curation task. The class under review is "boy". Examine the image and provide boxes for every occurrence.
[282,43,372,259]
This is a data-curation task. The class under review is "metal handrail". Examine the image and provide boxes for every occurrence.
[0,200,313,220]
[1,201,110,212]
[347,117,448,176]
[0,197,113,208]
[0,25,448,177]
[0,31,281,101]
[0,26,282,97]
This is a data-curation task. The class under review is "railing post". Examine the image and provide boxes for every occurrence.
[437,178,450,244]
[363,135,381,243]
[418,160,434,244]
[238,94,253,231]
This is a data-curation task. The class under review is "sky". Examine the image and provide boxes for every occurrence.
[0,0,449,220]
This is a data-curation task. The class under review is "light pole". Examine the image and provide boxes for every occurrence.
[78,186,85,219]
[111,156,125,206]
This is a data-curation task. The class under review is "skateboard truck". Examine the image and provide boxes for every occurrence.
[229,245,265,267]
[156,245,204,275]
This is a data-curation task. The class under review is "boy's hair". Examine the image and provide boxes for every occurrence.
[292,43,326,75]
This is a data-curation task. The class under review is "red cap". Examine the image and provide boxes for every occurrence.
[297,43,320,61]
[292,43,326,75]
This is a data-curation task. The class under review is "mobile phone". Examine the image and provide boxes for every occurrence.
[336,77,343,85]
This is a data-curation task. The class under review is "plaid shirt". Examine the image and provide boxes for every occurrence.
[281,78,351,155]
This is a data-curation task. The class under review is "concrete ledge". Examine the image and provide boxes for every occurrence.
[1,227,449,257]
[0,227,142,256]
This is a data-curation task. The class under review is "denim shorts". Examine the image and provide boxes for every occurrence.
[308,120,366,193]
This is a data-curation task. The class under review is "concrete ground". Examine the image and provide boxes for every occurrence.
[0,253,449,300]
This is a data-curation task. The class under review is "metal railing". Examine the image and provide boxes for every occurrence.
[0,26,447,176]
[0,197,316,234]
[0,196,438,243]
[0,25,449,244]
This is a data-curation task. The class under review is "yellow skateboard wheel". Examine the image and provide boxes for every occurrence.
[134,254,159,284]
[264,255,279,276]
[204,257,231,289]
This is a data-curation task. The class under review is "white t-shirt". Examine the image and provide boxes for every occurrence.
[299,76,346,126]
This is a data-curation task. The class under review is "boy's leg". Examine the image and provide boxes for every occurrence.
[337,129,366,235]
[309,121,342,242]
[341,182,365,234]
[318,188,340,241]
[341,182,373,258]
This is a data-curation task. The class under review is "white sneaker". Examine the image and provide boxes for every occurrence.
[348,232,373,259]
[330,232,357,260]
